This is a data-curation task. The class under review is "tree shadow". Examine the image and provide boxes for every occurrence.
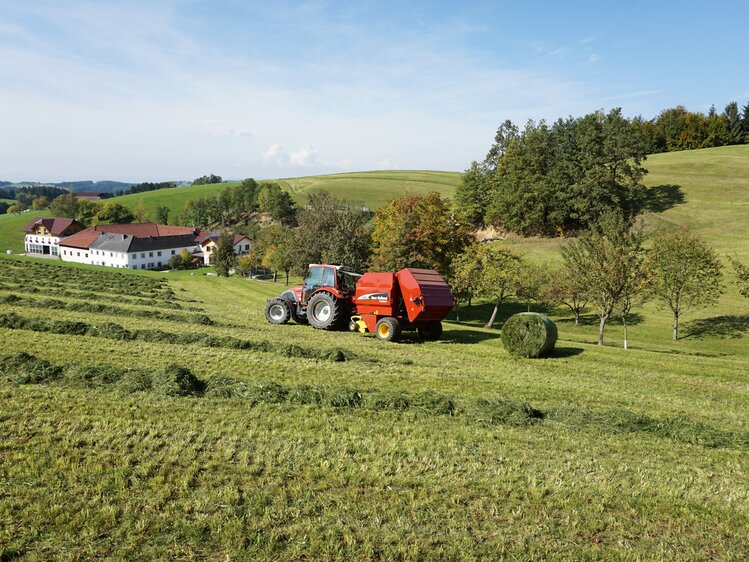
[439,328,502,344]
[683,315,749,339]
[552,346,584,358]
[557,312,645,327]
[641,184,685,213]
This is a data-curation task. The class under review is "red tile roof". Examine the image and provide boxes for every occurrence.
[59,223,199,250]
[22,217,84,236]
[196,232,250,246]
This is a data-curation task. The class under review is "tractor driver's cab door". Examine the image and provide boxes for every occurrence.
[302,265,336,305]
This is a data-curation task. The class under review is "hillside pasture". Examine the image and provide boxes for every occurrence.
[0,256,748,559]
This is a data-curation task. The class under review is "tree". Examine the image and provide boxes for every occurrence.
[293,191,372,273]
[371,192,473,276]
[544,264,589,326]
[455,161,491,226]
[133,200,147,223]
[96,203,134,224]
[724,101,743,145]
[450,244,523,328]
[212,233,237,277]
[482,109,648,236]
[257,182,296,225]
[155,206,169,225]
[560,213,647,346]
[741,102,749,144]
[192,174,222,185]
[50,193,79,218]
[729,257,749,298]
[450,245,484,317]
[31,196,49,210]
[649,229,723,340]
[254,225,294,283]
[515,261,550,312]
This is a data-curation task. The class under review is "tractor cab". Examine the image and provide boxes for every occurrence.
[300,264,360,305]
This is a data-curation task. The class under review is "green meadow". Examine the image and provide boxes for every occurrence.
[1,147,749,558]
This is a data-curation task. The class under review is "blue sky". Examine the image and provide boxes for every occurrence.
[1,0,747,182]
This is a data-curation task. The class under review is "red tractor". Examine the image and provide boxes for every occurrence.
[264,264,454,342]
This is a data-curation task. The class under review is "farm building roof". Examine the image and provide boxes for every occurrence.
[22,217,84,236]
[59,223,201,251]
[196,232,250,246]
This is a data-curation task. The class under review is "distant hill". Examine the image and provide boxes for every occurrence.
[56,180,135,193]
[110,170,463,217]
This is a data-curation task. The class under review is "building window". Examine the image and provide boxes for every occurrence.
[141,253,145,258]
[157,251,162,257]
[171,250,176,255]
[149,252,153,257]
[141,264,146,269]
[77,252,80,257]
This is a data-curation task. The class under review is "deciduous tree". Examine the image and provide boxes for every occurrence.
[561,213,647,346]
[212,233,237,277]
[650,229,723,340]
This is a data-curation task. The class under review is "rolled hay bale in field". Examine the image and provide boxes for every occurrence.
[501,312,558,358]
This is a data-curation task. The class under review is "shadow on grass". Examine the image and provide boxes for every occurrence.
[683,315,749,339]
[439,329,502,345]
[552,347,584,358]
[557,312,646,327]
[641,184,685,213]
[449,301,537,327]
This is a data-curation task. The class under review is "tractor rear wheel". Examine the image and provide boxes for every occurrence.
[307,292,346,330]
[375,317,401,342]
[417,320,443,341]
[265,299,290,324]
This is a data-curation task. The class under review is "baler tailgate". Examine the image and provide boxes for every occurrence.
[396,268,454,323]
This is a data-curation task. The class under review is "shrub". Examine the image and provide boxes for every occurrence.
[501,312,558,358]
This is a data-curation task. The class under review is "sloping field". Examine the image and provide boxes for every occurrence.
[0,257,747,559]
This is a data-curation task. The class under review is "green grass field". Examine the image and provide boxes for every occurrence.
[1,257,747,559]
[1,148,749,558]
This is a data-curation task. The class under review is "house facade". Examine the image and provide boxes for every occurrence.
[58,223,202,270]
[196,233,251,265]
[23,217,86,257]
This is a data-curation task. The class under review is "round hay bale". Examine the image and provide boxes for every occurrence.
[502,312,558,358]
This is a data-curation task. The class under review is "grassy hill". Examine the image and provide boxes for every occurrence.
[112,170,463,219]
[1,257,747,559]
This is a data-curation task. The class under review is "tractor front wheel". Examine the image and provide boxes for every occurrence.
[417,321,443,341]
[307,292,346,330]
[375,317,401,342]
[265,299,290,324]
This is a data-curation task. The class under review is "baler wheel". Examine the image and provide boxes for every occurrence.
[307,291,346,330]
[417,321,443,341]
[265,299,290,324]
[375,317,401,342]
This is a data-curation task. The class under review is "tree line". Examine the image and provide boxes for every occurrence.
[458,102,749,237]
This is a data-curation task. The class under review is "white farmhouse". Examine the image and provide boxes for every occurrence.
[196,232,251,266]
[58,223,203,270]
[23,217,86,257]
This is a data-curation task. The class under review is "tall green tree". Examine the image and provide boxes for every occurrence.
[724,102,743,144]
[455,161,491,226]
[561,213,647,346]
[293,191,372,273]
[155,206,169,225]
[649,229,723,340]
[371,192,473,276]
[728,257,749,299]
[545,264,589,326]
[212,233,238,277]
[50,193,79,218]
[450,244,523,328]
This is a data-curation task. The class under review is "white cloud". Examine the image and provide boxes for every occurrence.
[288,145,319,167]
[337,158,352,169]
[262,143,284,164]
[377,158,393,170]
[587,53,602,64]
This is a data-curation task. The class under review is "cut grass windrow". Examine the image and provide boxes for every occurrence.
[0,281,203,311]
[0,293,213,325]
[2,352,746,450]
[0,313,353,362]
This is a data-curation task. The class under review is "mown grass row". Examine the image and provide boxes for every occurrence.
[0,294,213,325]
[0,312,352,362]
[0,281,203,310]
[0,259,175,299]
[3,352,746,450]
